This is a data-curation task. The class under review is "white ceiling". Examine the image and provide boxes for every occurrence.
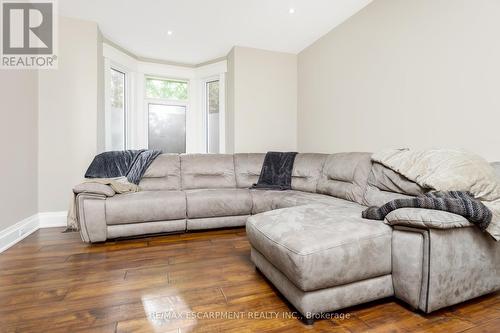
[59,0,372,65]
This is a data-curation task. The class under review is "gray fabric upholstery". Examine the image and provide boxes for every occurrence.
[73,182,115,197]
[143,154,179,178]
[317,152,372,204]
[107,219,186,239]
[393,226,431,311]
[139,177,181,192]
[187,215,248,230]
[250,190,334,214]
[291,153,328,193]
[276,191,363,210]
[234,153,327,192]
[250,189,295,214]
[77,194,107,243]
[251,248,394,316]
[385,208,474,229]
[391,229,426,309]
[185,189,252,218]
[249,190,355,214]
[425,227,500,312]
[391,225,500,313]
[234,153,265,188]
[139,154,181,191]
[106,191,186,225]
[181,154,236,189]
[246,204,392,291]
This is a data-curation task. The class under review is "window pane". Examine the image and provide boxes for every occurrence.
[145,78,188,100]
[207,80,219,153]
[109,68,125,150]
[148,104,186,153]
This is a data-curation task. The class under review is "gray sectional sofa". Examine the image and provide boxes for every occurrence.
[74,152,500,323]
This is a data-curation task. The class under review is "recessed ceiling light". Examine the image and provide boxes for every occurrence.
[289,8,295,14]
[167,30,173,36]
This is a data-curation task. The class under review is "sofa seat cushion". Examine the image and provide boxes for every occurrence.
[250,190,294,214]
[106,191,186,225]
[246,204,392,292]
[275,191,364,210]
[186,189,252,218]
[250,190,358,214]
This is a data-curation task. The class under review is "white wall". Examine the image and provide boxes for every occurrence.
[0,70,38,232]
[298,0,500,161]
[38,16,103,211]
[227,46,297,153]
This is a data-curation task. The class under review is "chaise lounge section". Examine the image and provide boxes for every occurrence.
[73,152,500,322]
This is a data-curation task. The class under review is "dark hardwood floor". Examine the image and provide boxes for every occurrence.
[0,227,499,333]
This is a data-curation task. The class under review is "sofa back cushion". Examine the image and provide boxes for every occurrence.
[291,153,328,193]
[181,154,236,189]
[234,153,327,191]
[234,153,266,188]
[317,152,372,204]
[139,154,181,191]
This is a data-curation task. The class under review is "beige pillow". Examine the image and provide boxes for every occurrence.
[372,148,500,201]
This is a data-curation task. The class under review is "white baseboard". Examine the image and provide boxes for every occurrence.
[0,211,68,253]
[0,215,39,253]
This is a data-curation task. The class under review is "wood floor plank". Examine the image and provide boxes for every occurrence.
[0,227,499,332]
[461,318,500,333]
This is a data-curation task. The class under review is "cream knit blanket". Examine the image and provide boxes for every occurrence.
[67,177,139,231]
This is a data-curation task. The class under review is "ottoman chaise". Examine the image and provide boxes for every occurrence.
[247,204,394,323]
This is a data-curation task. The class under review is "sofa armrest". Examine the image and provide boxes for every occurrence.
[73,182,115,197]
[384,208,474,230]
[76,193,107,243]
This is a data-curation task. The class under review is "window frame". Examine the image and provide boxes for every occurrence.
[103,41,227,153]
[109,66,127,150]
[201,74,225,153]
[104,56,133,151]
[144,76,189,102]
[143,75,189,152]
[205,78,220,153]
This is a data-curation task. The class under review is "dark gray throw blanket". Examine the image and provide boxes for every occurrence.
[84,150,161,185]
[362,191,492,231]
[252,151,298,190]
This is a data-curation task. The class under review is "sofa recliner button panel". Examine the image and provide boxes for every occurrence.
[246,204,393,292]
